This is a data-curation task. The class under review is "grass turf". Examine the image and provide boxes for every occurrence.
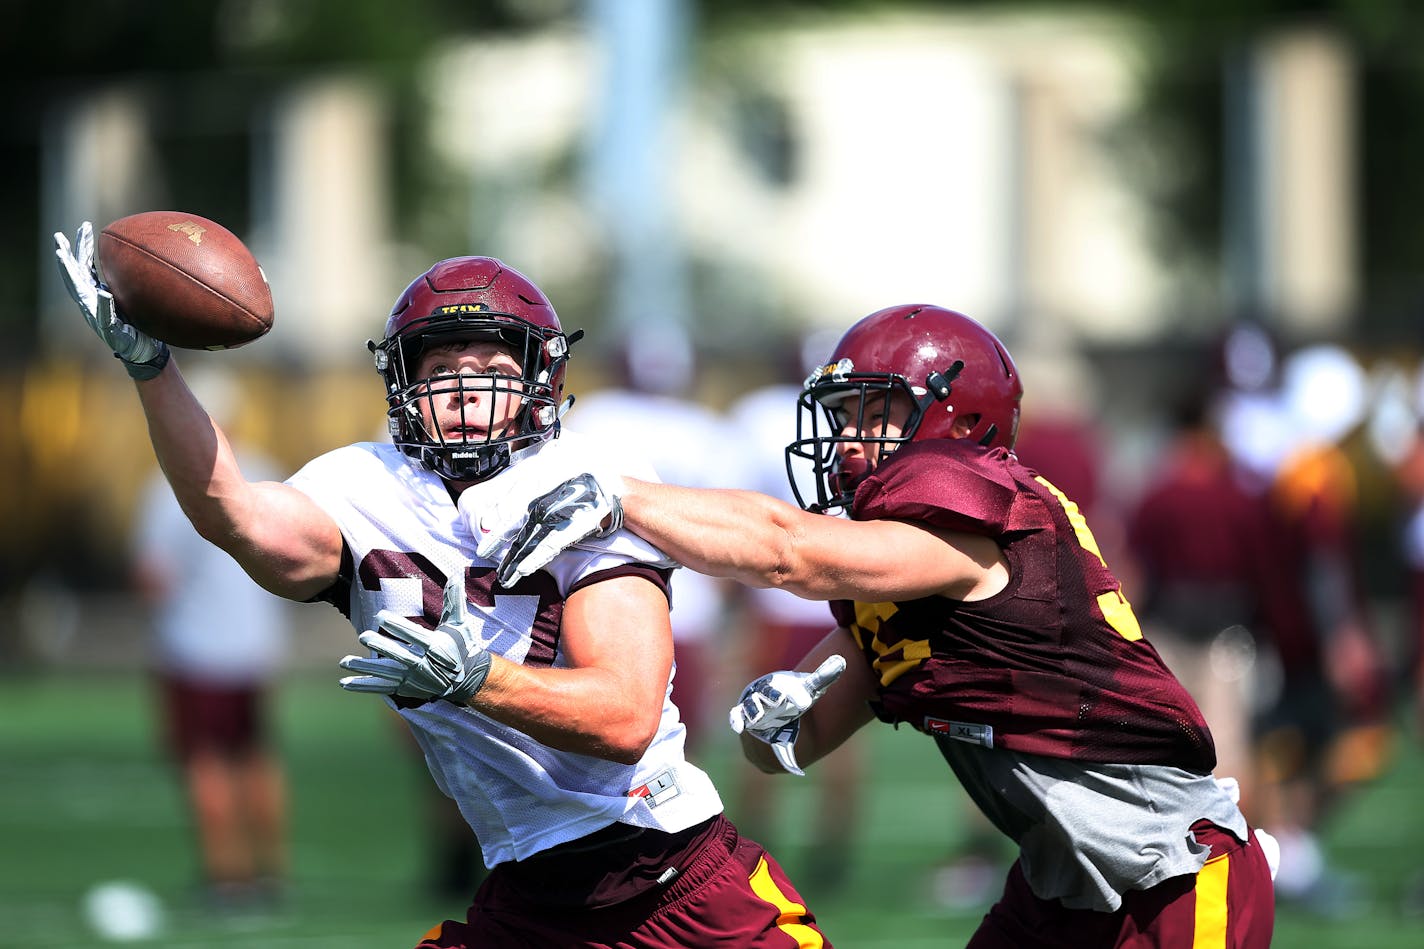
[0,672,1420,947]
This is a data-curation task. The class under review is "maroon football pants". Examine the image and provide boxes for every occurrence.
[415,815,831,948]
[967,822,1274,948]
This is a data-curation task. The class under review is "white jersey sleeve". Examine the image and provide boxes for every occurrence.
[285,438,722,867]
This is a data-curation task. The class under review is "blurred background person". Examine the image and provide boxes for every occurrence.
[1396,432,1424,738]
[1012,340,1111,539]
[566,326,733,754]
[723,331,866,895]
[1124,376,1272,812]
[1368,360,1424,736]
[130,367,291,911]
[1221,339,1392,912]
[1364,357,1424,916]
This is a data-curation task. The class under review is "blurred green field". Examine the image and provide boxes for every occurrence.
[1,672,1421,948]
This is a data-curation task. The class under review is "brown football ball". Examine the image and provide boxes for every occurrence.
[97,211,274,350]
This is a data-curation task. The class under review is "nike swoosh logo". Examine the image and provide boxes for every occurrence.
[556,477,594,506]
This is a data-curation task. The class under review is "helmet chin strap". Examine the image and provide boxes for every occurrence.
[423,442,511,483]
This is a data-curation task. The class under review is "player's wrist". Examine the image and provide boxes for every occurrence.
[118,341,171,380]
[740,729,788,774]
[446,648,492,705]
[597,494,624,536]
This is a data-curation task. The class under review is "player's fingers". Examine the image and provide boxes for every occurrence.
[495,532,532,586]
[498,555,536,588]
[439,574,468,625]
[501,535,562,587]
[804,655,847,698]
[751,692,795,729]
[374,609,419,633]
[53,238,87,293]
[505,500,610,584]
[359,629,423,666]
[375,611,438,649]
[76,222,95,265]
[340,653,405,678]
[53,227,75,260]
[340,672,399,693]
[498,521,555,585]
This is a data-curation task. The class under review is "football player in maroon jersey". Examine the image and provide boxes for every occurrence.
[495,304,1278,947]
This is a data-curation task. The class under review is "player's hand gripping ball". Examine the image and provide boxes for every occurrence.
[97,211,274,350]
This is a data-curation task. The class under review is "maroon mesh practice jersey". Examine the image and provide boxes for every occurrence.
[831,439,1217,773]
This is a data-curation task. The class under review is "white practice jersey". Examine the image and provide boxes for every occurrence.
[286,432,723,867]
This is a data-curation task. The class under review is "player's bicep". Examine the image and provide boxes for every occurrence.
[230,480,344,599]
[794,516,1006,603]
[560,572,674,714]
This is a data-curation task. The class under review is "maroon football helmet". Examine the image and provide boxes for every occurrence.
[370,256,580,482]
[786,304,1022,512]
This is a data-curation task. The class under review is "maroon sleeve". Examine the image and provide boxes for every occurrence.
[306,539,356,617]
[851,440,1021,536]
[568,563,674,604]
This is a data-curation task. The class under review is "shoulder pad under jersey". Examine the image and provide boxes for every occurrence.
[851,440,1021,536]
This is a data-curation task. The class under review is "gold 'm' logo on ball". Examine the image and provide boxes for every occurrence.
[167,221,206,245]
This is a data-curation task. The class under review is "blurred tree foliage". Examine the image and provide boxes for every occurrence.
[0,0,558,358]
[1117,1,1424,342]
[5,0,1424,353]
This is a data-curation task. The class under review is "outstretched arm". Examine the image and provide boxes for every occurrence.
[498,474,1008,604]
[56,222,341,600]
[132,366,342,599]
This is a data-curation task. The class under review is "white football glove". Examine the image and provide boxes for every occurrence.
[729,655,847,776]
[53,222,170,380]
[493,472,625,587]
[339,574,493,704]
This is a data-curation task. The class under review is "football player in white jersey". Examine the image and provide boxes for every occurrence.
[54,233,832,948]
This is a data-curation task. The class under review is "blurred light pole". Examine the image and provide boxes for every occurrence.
[584,0,693,341]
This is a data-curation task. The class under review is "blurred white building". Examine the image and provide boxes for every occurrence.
[40,6,1356,357]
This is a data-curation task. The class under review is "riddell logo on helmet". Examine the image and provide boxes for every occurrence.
[435,303,490,314]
